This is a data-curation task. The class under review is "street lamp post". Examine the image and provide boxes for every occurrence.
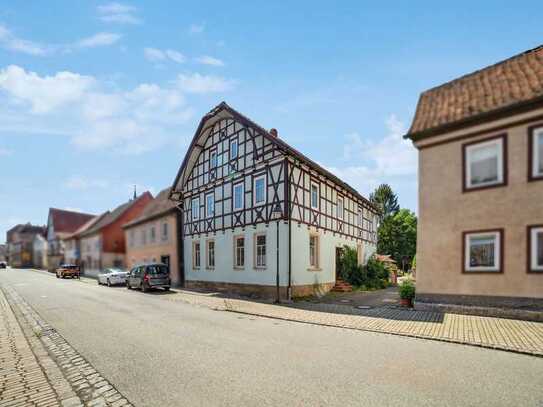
[271,203,283,303]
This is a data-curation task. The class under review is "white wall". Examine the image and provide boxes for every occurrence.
[185,221,289,287]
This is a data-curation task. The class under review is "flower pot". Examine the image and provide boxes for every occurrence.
[400,298,413,308]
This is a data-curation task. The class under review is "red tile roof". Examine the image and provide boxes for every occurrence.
[123,187,177,229]
[48,208,95,234]
[407,45,543,139]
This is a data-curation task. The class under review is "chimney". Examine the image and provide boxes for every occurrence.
[269,128,278,138]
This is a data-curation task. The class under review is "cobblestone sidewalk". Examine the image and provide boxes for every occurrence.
[167,290,543,357]
[0,285,131,407]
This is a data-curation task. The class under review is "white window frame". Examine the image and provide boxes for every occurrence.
[161,222,168,241]
[531,127,543,179]
[464,137,505,190]
[150,226,156,243]
[193,241,201,269]
[253,175,266,206]
[230,138,238,159]
[254,233,267,269]
[310,182,319,209]
[206,240,215,269]
[337,197,344,220]
[529,226,543,272]
[309,234,320,269]
[464,230,502,272]
[233,182,244,211]
[191,197,200,221]
[234,236,245,268]
[210,150,218,169]
[206,193,215,218]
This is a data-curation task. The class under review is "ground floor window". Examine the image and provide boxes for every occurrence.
[207,240,215,269]
[193,242,201,269]
[529,225,543,272]
[255,234,266,268]
[463,229,502,272]
[309,234,319,269]
[234,236,244,268]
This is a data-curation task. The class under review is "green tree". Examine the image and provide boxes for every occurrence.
[369,184,399,221]
[377,209,417,267]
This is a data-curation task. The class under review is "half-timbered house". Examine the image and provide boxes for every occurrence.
[170,102,379,298]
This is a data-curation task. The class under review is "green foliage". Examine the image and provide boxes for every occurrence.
[377,208,417,267]
[411,255,417,270]
[399,279,416,300]
[338,247,389,290]
[369,184,400,221]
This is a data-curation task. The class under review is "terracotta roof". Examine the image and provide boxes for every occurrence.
[123,187,177,229]
[7,224,46,237]
[407,45,543,139]
[48,208,95,234]
[80,192,153,237]
[62,212,108,240]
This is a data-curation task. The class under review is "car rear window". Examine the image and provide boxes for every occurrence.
[146,265,168,275]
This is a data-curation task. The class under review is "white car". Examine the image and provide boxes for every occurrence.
[98,268,128,287]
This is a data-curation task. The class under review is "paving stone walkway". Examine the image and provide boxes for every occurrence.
[167,290,543,357]
[0,285,132,407]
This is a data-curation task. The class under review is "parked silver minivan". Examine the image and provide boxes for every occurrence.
[126,263,171,292]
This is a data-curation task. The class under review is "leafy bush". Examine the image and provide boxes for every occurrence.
[399,280,415,300]
[338,247,389,290]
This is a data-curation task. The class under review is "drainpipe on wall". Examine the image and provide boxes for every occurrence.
[175,203,185,288]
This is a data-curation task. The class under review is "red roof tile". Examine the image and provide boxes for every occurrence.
[48,208,95,234]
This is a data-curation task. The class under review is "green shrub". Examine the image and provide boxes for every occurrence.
[399,280,415,300]
[338,248,389,290]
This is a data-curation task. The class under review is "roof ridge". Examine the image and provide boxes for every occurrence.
[420,44,543,95]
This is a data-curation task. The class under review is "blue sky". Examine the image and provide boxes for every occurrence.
[1,1,542,241]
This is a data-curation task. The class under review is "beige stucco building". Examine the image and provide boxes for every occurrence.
[406,46,543,309]
[123,188,182,286]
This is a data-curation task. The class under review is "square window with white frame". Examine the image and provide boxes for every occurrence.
[234,236,244,268]
[464,230,502,272]
[230,139,239,159]
[254,175,266,206]
[310,183,319,209]
[233,182,244,211]
[255,234,266,268]
[206,193,215,218]
[529,226,543,272]
[530,126,543,180]
[206,240,215,269]
[191,197,200,221]
[464,136,506,190]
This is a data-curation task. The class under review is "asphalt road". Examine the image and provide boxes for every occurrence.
[1,268,542,407]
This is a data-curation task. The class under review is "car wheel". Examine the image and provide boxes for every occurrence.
[126,282,131,289]
[98,279,101,285]
[56,273,60,279]
[164,287,170,291]
[61,273,65,279]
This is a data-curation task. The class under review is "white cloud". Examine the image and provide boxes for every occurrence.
[0,64,201,155]
[195,55,224,67]
[326,115,417,196]
[97,2,141,24]
[189,23,205,34]
[64,176,109,190]
[0,24,49,56]
[77,32,122,48]
[0,65,95,113]
[176,73,235,94]
[144,47,185,64]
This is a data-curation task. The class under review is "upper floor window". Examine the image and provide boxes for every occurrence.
[206,193,215,218]
[255,234,266,268]
[141,229,147,245]
[528,225,543,273]
[254,175,266,206]
[310,183,319,209]
[337,197,344,220]
[529,126,543,181]
[463,135,506,191]
[150,226,156,243]
[230,139,238,159]
[463,229,502,273]
[210,150,218,169]
[191,197,200,221]
[233,182,244,211]
[129,230,135,247]
[161,222,168,241]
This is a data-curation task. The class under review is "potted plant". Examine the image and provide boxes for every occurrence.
[399,280,415,307]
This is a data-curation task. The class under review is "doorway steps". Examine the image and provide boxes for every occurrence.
[332,279,353,292]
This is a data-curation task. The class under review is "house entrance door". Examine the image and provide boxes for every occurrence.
[335,247,343,282]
